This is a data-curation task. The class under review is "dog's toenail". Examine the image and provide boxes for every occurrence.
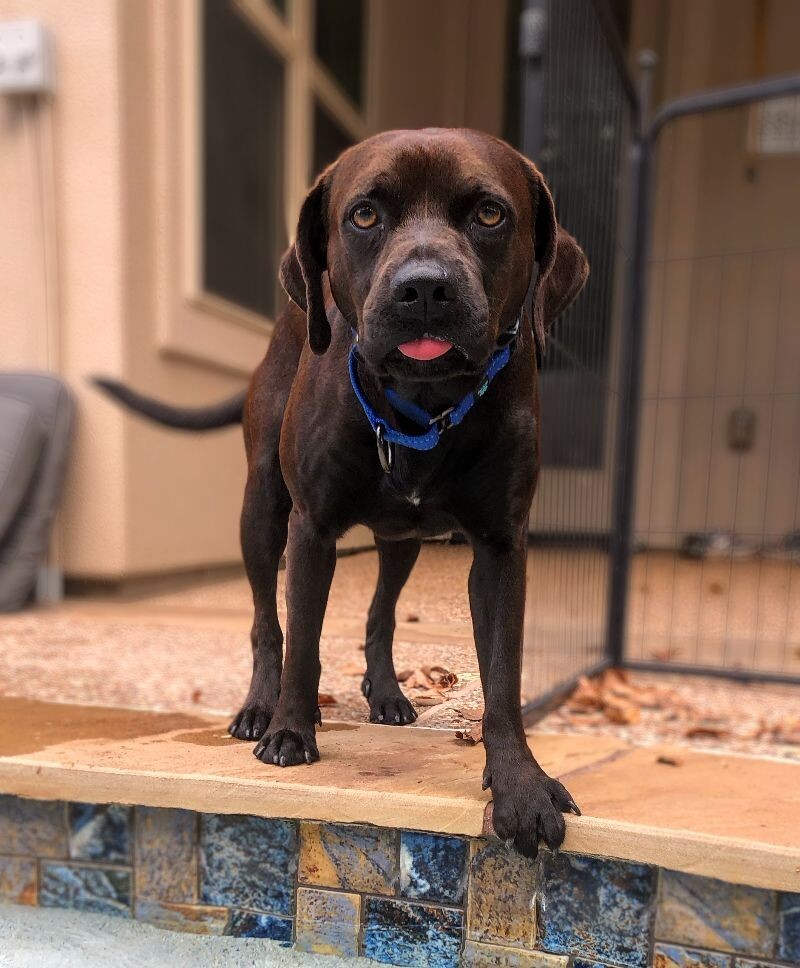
[280,755,286,767]
[305,751,312,764]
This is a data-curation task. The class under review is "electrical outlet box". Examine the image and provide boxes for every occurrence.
[728,406,756,452]
[0,20,54,95]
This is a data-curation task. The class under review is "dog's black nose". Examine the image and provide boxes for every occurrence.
[391,260,457,322]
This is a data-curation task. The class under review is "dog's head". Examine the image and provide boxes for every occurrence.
[280,129,588,380]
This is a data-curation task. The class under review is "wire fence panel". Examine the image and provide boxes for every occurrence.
[626,101,800,681]
[520,0,637,712]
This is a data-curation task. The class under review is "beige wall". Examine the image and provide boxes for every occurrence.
[369,0,508,134]
[0,0,252,579]
[0,0,510,580]
[631,0,800,546]
[0,0,130,575]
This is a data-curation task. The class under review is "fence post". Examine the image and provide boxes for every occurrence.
[605,52,656,668]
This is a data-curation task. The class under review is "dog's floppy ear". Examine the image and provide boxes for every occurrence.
[278,173,331,355]
[524,161,589,354]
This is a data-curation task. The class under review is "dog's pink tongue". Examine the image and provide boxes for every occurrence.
[397,338,453,361]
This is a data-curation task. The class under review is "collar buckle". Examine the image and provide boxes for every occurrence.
[429,406,455,435]
[375,424,395,473]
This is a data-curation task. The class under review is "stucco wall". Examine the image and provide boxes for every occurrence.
[0,0,129,575]
[0,0,510,580]
[0,0,253,579]
[631,0,800,546]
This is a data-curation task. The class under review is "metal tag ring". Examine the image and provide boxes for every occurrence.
[375,425,394,473]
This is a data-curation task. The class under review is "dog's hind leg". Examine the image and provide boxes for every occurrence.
[361,537,421,725]
[228,457,291,740]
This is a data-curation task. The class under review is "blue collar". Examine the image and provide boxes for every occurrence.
[348,316,520,472]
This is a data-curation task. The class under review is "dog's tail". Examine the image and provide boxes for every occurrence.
[92,377,245,431]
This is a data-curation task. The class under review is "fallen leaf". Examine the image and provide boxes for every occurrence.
[396,669,414,682]
[603,700,641,725]
[317,693,338,706]
[400,665,458,692]
[414,694,445,707]
[405,613,420,623]
[685,723,729,739]
[422,665,459,689]
[457,705,484,722]
[456,720,483,744]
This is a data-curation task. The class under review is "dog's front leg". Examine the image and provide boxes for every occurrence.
[469,537,580,857]
[254,511,336,767]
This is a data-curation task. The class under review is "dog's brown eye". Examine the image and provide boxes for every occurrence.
[476,202,504,228]
[351,203,378,229]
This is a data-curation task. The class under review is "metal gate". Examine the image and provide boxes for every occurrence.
[520,0,800,717]
[519,0,637,714]
[618,73,800,686]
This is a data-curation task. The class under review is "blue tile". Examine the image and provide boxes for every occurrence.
[296,887,361,957]
[654,943,731,967]
[40,862,132,917]
[779,892,800,963]
[299,821,397,894]
[135,806,197,902]
[656,872,776,956]
[227,909,293,942]
[134,899,229,935]
[538,852,656,968]
[0,795,67,857]
[69,803,131,863]
[400,831,468,905]
[362,897,463,968]
[466,839,538,946]
[200,814,297,915]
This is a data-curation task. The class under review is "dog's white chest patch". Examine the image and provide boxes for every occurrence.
[406,490,422,506]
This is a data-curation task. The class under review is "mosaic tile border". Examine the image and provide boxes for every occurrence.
[0,794,797,967]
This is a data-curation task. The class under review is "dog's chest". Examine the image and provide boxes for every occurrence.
[364,462,456,539]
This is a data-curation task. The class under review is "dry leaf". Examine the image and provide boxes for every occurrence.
[317,693,338,706]
[455,720,484,745]
[405,613,420,623]
[414,694,445,707]
[457,705,484,722]
[685,723,728,739]
[422,665,459,689]
[400,665,458,692]
[603,700,641,726]
[396,669,414,682]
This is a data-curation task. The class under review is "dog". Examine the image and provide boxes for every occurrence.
[96,128,589,857]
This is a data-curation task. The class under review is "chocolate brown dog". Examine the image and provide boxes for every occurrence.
[96,128,589,857]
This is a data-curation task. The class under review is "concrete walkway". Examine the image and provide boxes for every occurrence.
[0,903,377,968]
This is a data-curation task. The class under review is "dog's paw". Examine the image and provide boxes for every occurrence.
[362,678,418,725]
[488,766,580,858]
[253,727,320,767]
[228,703,273,741]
